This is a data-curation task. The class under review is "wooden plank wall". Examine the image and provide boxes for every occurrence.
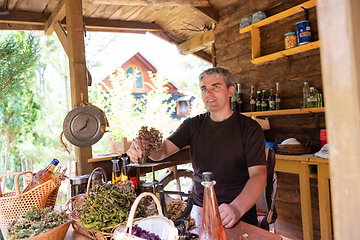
[214,0,326,229]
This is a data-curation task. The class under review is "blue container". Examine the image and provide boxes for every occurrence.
[296,20,311,45]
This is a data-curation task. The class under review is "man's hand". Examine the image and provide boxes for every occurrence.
[126,139,142,163]
[219,203,241,228]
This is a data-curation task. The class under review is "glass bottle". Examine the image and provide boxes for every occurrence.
[120,153,128,181]
[261,90,268,111]
[230,83,237,111]
[236,83,242,112]
[307,87,317,108]
[250,85,256,112]
[268,87,275,111]
[200,172,226,240]
[256,90,261,112]
[23,159,59,193]
[111,156,121,186]
[314,87,323,107]
[275,82,281,110]
[127,160,140,195]
[303,82,310,108]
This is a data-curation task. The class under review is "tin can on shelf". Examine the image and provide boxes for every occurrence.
[70,171,104,197]
[296,20,311,45]
[284,32,297,49]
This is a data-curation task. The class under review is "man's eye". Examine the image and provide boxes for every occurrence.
[213,85,219,89]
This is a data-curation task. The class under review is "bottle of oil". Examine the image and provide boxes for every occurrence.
[250,85,256,112]
[111,156,121,186]
[256,90,261,112]
[127,154,141,195]
[23,159,59,193]
[120,153,128,181]
[199,172,226,240]
[275,82,281,110]
[236,83,242,112]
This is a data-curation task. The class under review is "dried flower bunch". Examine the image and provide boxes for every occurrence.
[7,206,68,239]
[136,126,163,164]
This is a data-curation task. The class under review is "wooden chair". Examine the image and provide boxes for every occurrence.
[256,146,278,231]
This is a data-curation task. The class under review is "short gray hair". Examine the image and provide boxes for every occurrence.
[199,67,235,88]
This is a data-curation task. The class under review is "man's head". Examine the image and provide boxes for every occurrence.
[198,67,235,119]
[199,67,235,88]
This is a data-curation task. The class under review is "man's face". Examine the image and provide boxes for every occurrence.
[200,75,234,112]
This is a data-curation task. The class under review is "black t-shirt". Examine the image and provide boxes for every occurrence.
[168,111,266,206]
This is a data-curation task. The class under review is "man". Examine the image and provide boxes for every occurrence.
[127,67,267,228]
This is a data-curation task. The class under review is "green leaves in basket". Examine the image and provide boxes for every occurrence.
[80,182,147,233]
[7,206,68,239]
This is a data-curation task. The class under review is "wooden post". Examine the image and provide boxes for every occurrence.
[65,0,93,175]
[317,0,360,239]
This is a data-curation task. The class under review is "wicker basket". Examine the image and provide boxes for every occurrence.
[65,167,110,240]
[22,220,73,240]
[0,171,60,226]
[113,192,179,240]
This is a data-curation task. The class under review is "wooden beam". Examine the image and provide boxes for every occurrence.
[0,10,48,26]
[84,17,163,32]
[193,50,212,63]
[65,0,94,175]
[194,6,219,23]
[83,0,210,7]
[0,10,163,33]
[44,0,66,35]
[177,29,214,55]
[317,0,360,239]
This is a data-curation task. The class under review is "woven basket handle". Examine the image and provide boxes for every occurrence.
[126,192,164,235]
[0,171,33,196]
[86,167,108,194]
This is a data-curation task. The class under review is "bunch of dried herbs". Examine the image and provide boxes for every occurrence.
[135,126,163,164]
[80,182,146,233]
[7,206,68,239]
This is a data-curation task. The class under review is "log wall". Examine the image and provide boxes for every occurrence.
[214,0,326,229]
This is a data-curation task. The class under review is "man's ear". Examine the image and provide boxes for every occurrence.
[229,85,235,96]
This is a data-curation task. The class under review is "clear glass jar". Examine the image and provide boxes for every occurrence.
[284,32,297,49]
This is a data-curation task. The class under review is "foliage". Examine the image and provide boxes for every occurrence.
[92,69,182,153]
[0,31,40,97]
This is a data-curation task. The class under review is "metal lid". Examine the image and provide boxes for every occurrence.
[70,171,103,185]
[202,172,213,182]
[284,32,295,36]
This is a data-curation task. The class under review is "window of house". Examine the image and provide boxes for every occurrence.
[177,100,191,115]
[126,66,143,90]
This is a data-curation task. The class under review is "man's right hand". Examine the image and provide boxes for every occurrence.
[126,140,142,163]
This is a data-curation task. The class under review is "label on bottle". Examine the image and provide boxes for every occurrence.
[269,100,275,110]
[276,98,281,102]
[250,99,256,104]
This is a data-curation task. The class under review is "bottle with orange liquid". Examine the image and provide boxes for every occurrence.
[199,172,226,240]
[111,156,121,186]
[23,159,59,193]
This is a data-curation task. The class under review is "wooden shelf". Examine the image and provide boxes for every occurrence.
[242,107,325,117]
[239,0,317,64]
[251,40,320,64]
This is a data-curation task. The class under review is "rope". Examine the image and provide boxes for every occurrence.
[80,93,110,133]
[60,131,71,155]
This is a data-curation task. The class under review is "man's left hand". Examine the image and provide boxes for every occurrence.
[219,203,241,228]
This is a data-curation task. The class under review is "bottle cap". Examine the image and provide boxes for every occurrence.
[122,153,127,158]
[112,156,118,160]
[51,159,59,166]
[202,172,213,182]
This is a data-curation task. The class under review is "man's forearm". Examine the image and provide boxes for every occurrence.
[149,139,180,161]
[230,166,267,217]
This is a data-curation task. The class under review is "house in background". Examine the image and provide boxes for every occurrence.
[99,52,195,119]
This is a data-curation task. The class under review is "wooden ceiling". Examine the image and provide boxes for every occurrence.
[0,0,241,62]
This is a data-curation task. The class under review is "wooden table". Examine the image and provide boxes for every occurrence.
[60,205,282,240]
[275,154,331,240]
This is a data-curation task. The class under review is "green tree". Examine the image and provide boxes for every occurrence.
[92,69,182,153]
[0,32,40,191]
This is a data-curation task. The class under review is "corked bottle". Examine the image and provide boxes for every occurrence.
[23,159,59,193]
[200,172,226,240]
